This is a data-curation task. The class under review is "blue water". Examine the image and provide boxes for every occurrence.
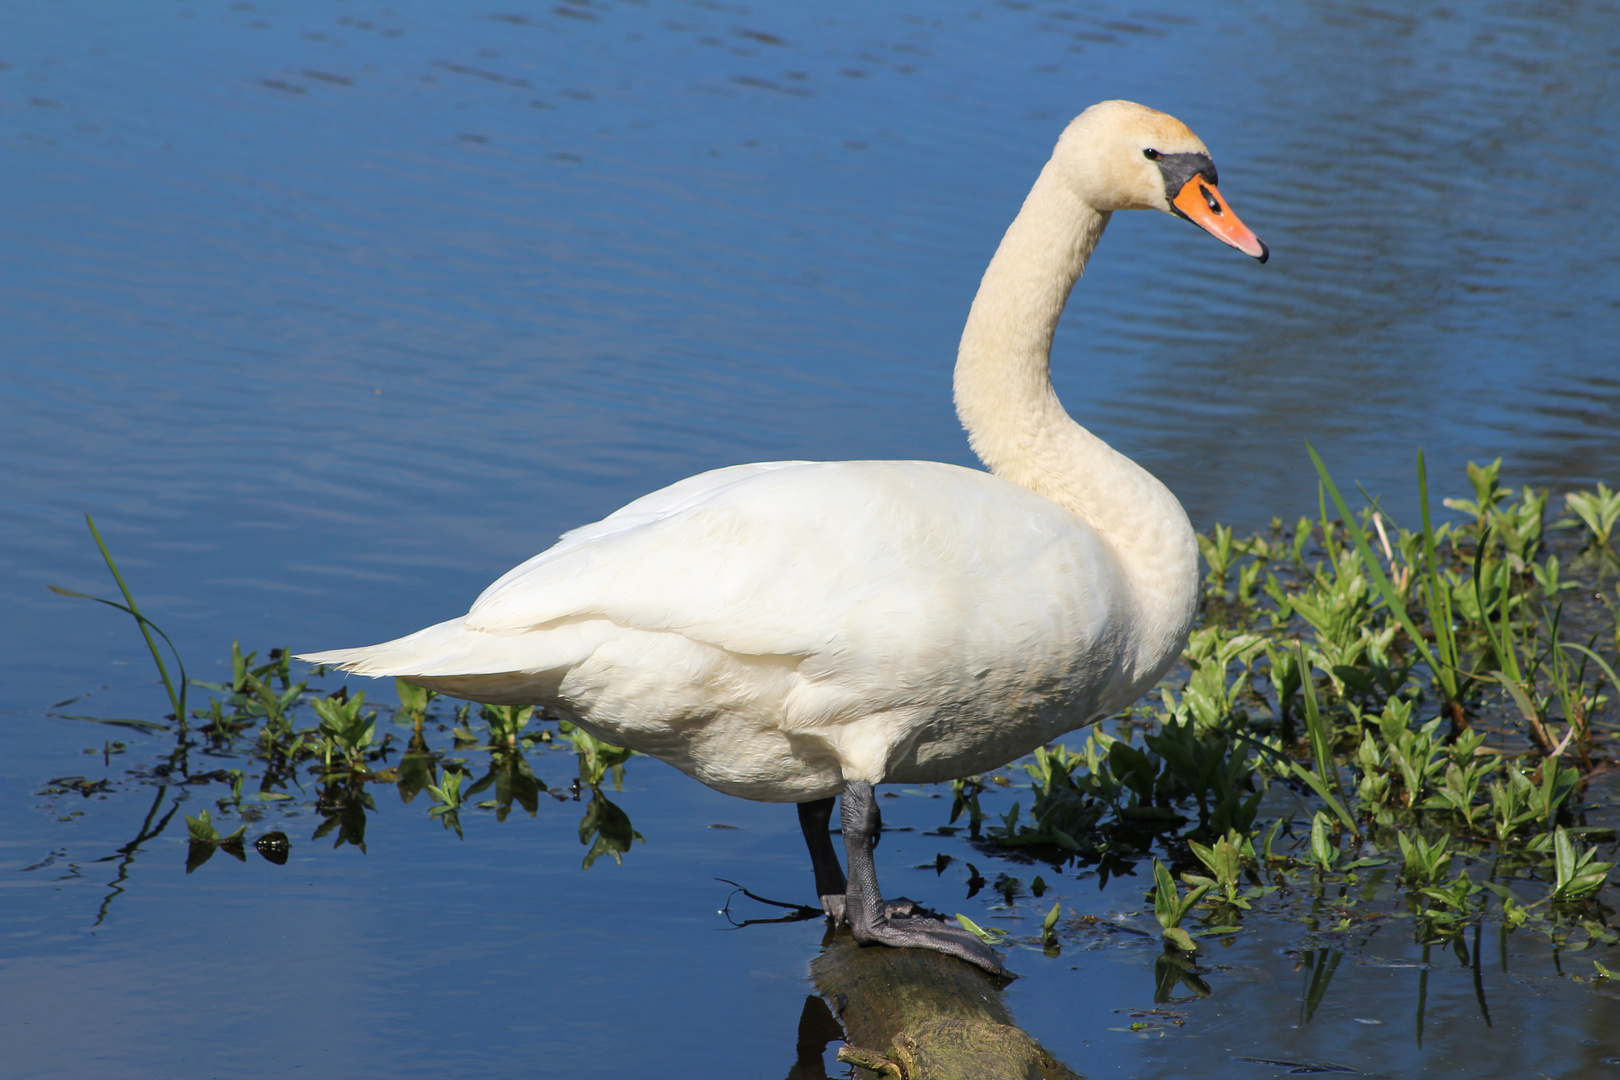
[5,1,1620,1076]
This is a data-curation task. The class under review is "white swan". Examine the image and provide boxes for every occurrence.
[300,100,1266,975]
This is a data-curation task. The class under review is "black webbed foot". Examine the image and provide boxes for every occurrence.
[836,781,1014,978]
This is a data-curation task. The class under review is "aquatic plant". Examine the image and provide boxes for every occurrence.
[959,456,1618,981]
[41,523,646,883]
[183,808,247,872]
[1148,857,1209,952]
[1565,483,1620,559]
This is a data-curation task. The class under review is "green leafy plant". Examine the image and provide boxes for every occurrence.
[1442,458,1508,530]
[1551,826,1614,901]
[1312,447,1479,735]
[1197,523,1239,599]
[1185,831,1271,922]
[1041,902,1062,948]
[395,678,436,725]
[1416,870,1483,940]
[481,704,533,749]
[184,808,247,872]
[426,769,467,839]
[1149,857,1210,952]
[560,720,634,790]
[198,641,306,730]
[310,690,378,772]
[1565,484,1620,556]
[186,807,247,846]
[1396,832,1451,887]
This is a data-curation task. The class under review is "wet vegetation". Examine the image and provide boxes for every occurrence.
[39,457,1620,1039]
[947,453,1620,1005]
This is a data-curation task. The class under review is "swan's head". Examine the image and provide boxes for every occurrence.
[1054,100,1268,263]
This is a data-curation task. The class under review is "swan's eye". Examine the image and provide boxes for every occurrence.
[1143,148,1161,161]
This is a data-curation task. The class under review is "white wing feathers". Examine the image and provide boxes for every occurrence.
[304,460,1120,697]
[464,461,1109,659]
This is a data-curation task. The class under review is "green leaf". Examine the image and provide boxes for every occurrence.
[1340,857,1389,870]
[1048,826,1080,851]
[1152,858,1179,927]
[1298,644,1336,795]
[395,678,432,716]
[1492,673,1540,726]
[1310,811,1337,870]
[1555,825,1578,891]
[185,809,219,843]
[1162,926,1197,952]
[1262,818,1286,862]
[954,913,1007,944]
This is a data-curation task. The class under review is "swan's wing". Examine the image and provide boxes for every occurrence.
[543,461,811,556]
[466,459,1114,660]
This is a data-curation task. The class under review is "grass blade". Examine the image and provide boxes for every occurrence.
[1417,452,1461,685]
[1287,760,1359,838]
[51,515,188,724]
[1294,641,1359,837]
[46,712,171,733]
[1559,643,1619,694]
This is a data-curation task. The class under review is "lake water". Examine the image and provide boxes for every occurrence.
[4,1,1619,1076]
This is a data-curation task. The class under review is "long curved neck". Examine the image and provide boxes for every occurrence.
[953,159,1199,683]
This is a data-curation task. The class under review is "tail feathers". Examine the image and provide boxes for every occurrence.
[298,617,455,676]
[296,616,607,681]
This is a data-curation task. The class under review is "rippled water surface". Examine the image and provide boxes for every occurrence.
[4,2,1619,1077]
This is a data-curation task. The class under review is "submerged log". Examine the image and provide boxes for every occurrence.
[807,926,1081,1080]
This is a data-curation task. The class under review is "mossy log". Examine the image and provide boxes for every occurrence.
[806,926,1081,1080]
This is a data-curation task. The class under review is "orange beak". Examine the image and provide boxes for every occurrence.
[1172,177,1268,263]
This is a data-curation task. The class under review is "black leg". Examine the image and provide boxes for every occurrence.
[840,780,1012,977]
[799,795,919,925]
[797,797,847,918]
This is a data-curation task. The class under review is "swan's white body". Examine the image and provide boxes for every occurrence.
[301,100,1264,806]
[322,459,1164,800]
